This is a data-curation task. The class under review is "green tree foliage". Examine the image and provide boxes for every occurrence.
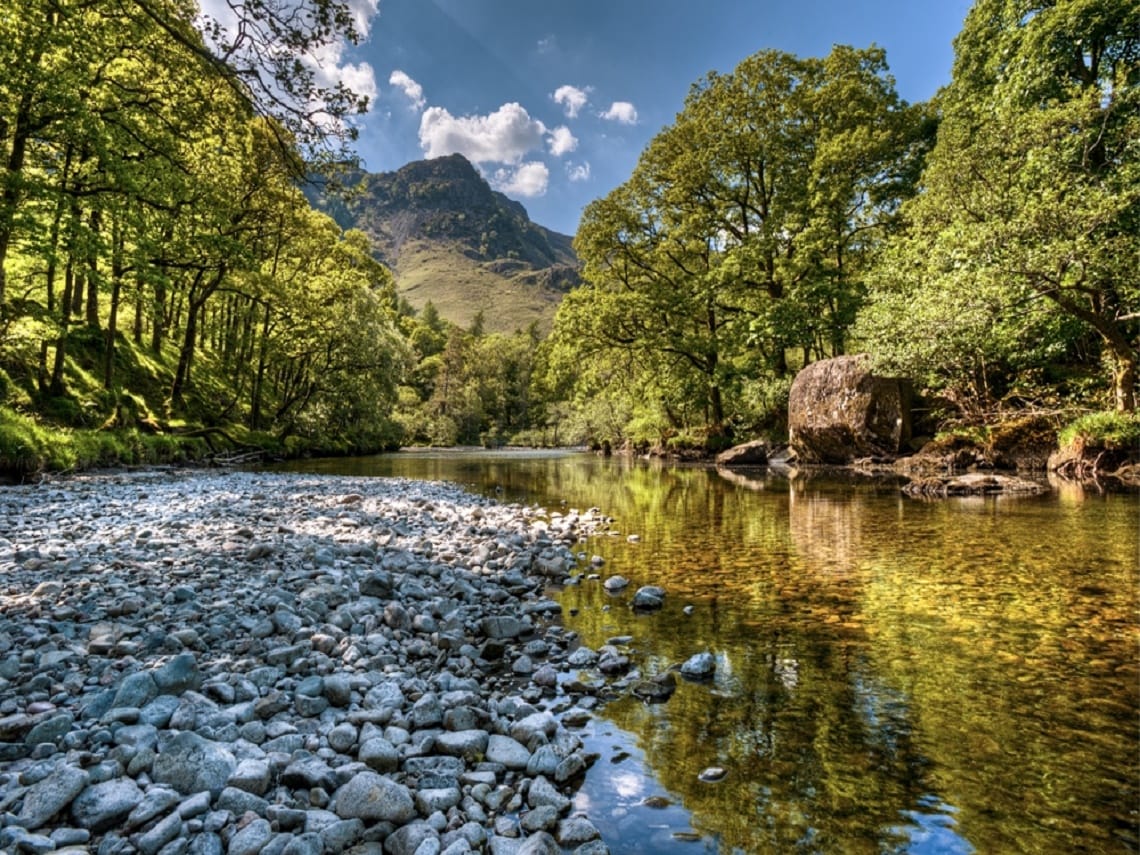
[859,0,1139,413]
[545,45,926,447]
[0,0,403,456]
[394,317,545,447]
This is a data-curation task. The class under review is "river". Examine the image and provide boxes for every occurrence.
[272,449,1140,854]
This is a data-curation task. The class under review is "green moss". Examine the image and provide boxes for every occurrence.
[1058,412,1140,451]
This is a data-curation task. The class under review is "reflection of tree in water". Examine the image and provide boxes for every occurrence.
[588,606,941,854]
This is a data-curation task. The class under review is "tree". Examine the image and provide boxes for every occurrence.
[860,0,1139,412]
[547,45,926,445]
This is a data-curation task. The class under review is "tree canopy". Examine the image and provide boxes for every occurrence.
[544,45,929,447]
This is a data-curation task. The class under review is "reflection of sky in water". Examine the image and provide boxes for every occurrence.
[891,798,974,854]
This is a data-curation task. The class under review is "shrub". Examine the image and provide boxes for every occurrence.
[1058,412,1140,452]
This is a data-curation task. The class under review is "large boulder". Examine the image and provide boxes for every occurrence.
[788,354,911,463]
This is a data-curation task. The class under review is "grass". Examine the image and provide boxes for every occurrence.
[394,240,562,334]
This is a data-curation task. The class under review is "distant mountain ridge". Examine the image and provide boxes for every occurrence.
[308,154,579,332]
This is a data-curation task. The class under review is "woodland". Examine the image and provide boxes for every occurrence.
[0,0,1136,474]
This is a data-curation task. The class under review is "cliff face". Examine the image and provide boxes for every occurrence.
[308,155,579,332]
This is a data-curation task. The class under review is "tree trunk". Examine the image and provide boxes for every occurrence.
[85,208,101,328]
[1113,350,1136,413]
[103,215,124,389]
[249,302,272,430]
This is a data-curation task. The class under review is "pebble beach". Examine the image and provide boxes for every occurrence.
[0,469,626,855]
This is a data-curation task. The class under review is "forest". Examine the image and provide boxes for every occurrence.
[0,0,1136,475]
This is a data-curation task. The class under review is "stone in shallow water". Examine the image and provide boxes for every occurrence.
[680,652,716,680]
[698,766,728,783]
[630,586,665,611]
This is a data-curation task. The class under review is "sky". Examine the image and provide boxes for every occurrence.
[215,0,976,236]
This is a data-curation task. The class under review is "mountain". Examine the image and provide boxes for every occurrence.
[308,154,580,333]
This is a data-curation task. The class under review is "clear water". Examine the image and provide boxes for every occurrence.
[272,450,1140,854]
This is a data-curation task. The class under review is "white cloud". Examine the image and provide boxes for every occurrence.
[195,0,380,117]
[566,161,591,182]
[548,126,577,157]
[388,70,425,110]
[493,162,549,197]
[553,85,590,118]
[419,102,547,164]
[347,0,380,39]
[306,40,379,105]
[600,101,638,124]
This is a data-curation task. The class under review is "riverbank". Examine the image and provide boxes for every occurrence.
[0,469,623,854]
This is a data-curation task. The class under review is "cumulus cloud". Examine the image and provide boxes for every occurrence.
[566,161,591,182]
[419,102,547,164]
[600,101,638,124]
[548,126,577,157]
[552,84,590,118]
[493,162,550,197]
[306,40,379,105]
[389,70,425,110]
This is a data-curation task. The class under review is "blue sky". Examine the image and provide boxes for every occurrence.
[316,0,975,235]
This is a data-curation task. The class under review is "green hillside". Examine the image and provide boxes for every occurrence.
[310,154,579,332]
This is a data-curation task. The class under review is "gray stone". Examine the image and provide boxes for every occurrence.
[508,713,555,747]
[281,753,337,792]
[153,653,200,695]
[282,832,323,855]
[384,822,438,855]
[70,778,144,831]
[152,732,236,797]
[485,735,531,770]
[359,571,393,598]
[228,818,273,855]
[324,675,352,707]
[327,722,357,754]
[516,832,560,855]
[358,737,399,773]
[433,730,488,761]
[126,787,181,829]
[227,758,272,796]
[216,786,268,816]
[188,832,224,855]
[25,712,73,747]
[17,762,89,830]
[519,805,559,832]
[138,695,181,728]
[631,586,665,611]
[479,616,525,639]
[318,818,364,853]
[112,672,158,709]
[525,777,570,814]
[414,787,461,815]
[136,810,184,855]
[680,652,717,680]
[556,818,601,847]
[333,771,415,824]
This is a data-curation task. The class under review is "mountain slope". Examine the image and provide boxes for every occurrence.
[310,154,579,333]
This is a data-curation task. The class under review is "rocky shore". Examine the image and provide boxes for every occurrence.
[0,469,630,855]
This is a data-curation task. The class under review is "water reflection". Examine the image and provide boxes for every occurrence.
[273,452,1140,854]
